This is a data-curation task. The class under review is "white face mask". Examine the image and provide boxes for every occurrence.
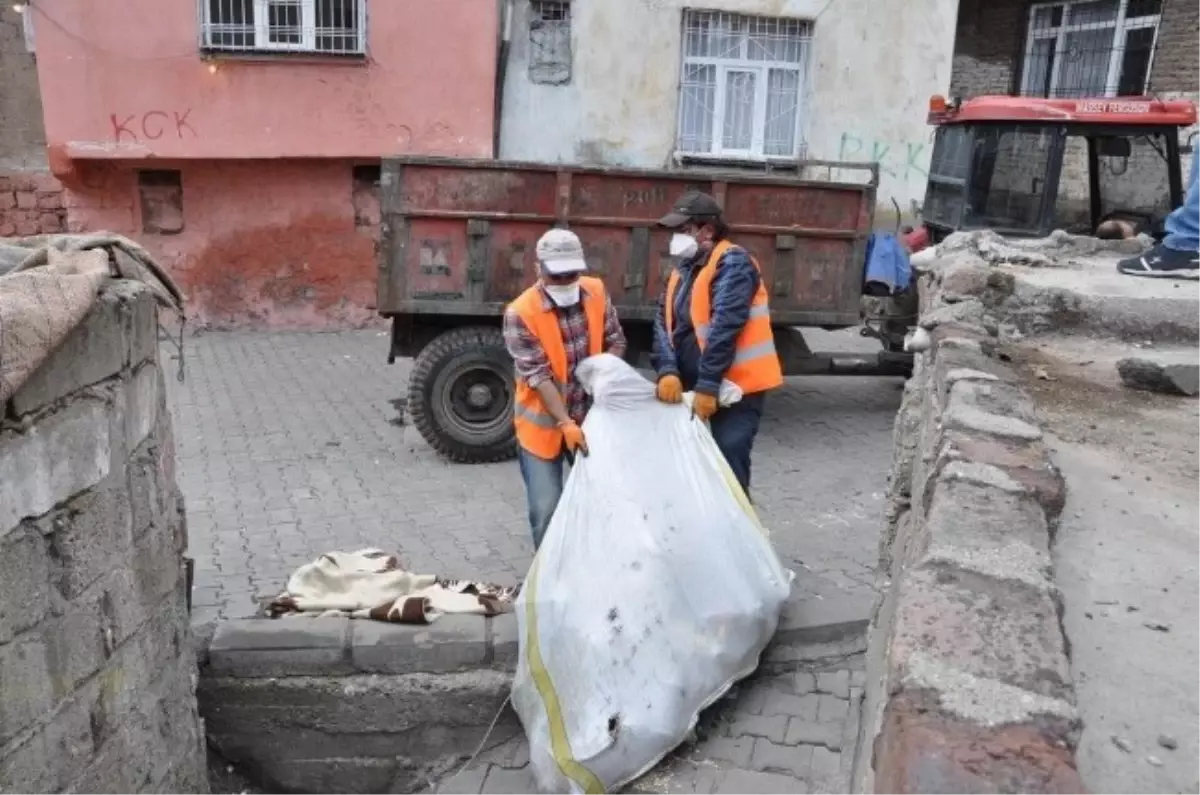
[543,281,581,307]
[670,232,698,259]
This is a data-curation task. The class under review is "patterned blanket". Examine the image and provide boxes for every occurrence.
[266,548,518,624]
[0,233,183,403]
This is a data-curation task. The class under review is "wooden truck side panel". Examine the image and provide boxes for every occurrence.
[379,157,876,326]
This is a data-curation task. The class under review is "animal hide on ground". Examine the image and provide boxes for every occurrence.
[266,548,518,623]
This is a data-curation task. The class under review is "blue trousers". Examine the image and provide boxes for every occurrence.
[708,392,766,496]
[1165,154,1199,253]
[517,446,569,549]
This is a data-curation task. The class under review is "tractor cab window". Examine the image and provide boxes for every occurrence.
[1053,131,1174,236]
[924,126,972,229]
[962,126,1057,235]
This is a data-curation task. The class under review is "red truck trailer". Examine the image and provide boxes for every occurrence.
[378,157,911,463]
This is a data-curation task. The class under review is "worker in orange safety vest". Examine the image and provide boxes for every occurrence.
[651,190,783,497]
[503,228,627,548]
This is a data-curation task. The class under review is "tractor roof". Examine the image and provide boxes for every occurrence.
[928,95,1197,127]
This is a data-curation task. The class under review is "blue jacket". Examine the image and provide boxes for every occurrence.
[652,244,761,396]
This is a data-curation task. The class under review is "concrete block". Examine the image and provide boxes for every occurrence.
[948,377,1039,427]
[45,598,109,697]
[115,281,159,368]
[7,293,125,417]
[198,669,512,734]
[873,690,1083,794]
[352,615,488,675]
[946,402,1042,444]
[131,523,183,606]
[0,631,55,745]
[207,618,352,677]
[922,477,1050,559]
[128,447,164,541]
[775,594,871,645]
[0,400,112,535]
[934,429,1065,520]
[0,527,53,644]
[122,362,159,452]
[0,680,95,793]
[64,710,172,795]
[47,484,132,599]
[815,670,850,699]
[488,613,519,669]
[891,566,1072,702]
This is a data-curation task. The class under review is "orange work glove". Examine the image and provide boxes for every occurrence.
[559,420,589,456]
[691,392,719,422]
[656,374,684,404]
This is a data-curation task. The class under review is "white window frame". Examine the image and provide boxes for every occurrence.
[675,11,812,162]
[1020,0,1161,98]
[200,0,367,55]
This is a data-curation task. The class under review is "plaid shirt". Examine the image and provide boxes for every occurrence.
[503,284,626,424]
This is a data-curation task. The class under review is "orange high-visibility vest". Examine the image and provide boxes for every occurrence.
[509,276,607,459]
[664,239,783,395]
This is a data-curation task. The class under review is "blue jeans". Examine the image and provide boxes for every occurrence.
[1165,154,1199,253]
[709,392,766,495]
[517,446,569,549]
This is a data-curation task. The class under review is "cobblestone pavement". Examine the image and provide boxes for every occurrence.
[430,647,867,794]
[166,330,902,625]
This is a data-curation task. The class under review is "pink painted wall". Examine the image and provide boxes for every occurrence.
[32,0,497,162]
[66,160,385,329]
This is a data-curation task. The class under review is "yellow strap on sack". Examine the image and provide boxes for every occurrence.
[523,557,607,794]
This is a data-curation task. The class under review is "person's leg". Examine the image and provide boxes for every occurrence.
[707,392,766,496]
[1164,154,1199,252]
[517,446,565,550]
[1118,155,1198,278]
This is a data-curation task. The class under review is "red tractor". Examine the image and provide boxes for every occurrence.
[902,95,1197,252]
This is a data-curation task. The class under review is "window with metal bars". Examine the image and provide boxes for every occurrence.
[529,0,571,84]
[676,10,812,160]
[1020,0,1161,98]
[201,0,365,55]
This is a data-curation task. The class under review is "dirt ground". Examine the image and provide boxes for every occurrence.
[1008,334,1199,794]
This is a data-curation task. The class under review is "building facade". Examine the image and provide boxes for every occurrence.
[26,0,498,328]
[498,0,961,221]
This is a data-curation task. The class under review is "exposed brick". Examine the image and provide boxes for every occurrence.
[873,691,1083,793]
[15,190,36,209]
[37,191,63,210]
[0,190,14,209]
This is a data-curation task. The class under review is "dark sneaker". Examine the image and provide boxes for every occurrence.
[1117,244,1199,279]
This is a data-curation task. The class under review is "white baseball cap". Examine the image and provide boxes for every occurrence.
[536,228,588,275]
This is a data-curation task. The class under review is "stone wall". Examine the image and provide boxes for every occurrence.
[0,171,68,237]
[851,250,1084,791]
[197,614,520,793]
[0,282,208,793]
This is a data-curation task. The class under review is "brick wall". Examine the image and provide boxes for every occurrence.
[0,172,67,237]
[1149,0,1199,93]
[949,0,1025,98]
[0,5,47,170]
[0,284,209,793]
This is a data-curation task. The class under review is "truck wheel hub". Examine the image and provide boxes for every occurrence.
[466,383,493,408]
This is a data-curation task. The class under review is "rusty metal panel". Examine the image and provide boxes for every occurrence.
[378,156,876,326]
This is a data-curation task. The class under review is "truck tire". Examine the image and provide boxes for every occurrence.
[408,326,518,464]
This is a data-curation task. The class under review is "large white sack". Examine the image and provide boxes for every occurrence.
[511,353,793,794]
